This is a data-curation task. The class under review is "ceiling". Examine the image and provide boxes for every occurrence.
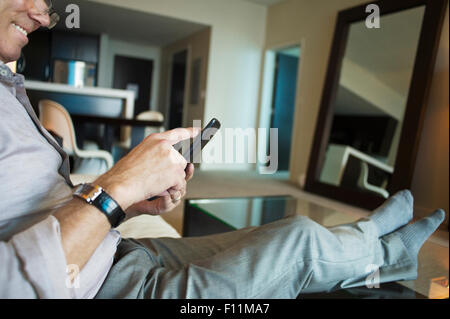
[335,85,386,116]
[50,0,285,46]
[52,0,209,46]
[344,6,426,98]
[334,6,429,117]
[241,0,285,6]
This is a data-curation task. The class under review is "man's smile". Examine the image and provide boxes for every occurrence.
[12,23,29,37]
[11,22,30,44]
[0,0,52,62]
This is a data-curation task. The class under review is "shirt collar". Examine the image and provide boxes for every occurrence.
[0,61,25,87]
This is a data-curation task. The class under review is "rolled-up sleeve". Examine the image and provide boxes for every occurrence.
[1,215,71,298]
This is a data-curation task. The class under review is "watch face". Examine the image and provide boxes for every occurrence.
[73,184,125,228]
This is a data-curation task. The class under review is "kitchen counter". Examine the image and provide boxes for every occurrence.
[24,80,135,119]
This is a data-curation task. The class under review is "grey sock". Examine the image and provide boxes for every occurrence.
[369,190,414,237]
[396,209,445,261]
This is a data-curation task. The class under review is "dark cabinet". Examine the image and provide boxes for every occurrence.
[21,30,52,81]
[51,31,99,63]
[21,30,99,82]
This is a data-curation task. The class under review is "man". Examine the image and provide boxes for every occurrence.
[0,0,445,299]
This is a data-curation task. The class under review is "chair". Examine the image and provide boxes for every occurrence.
[137,111,165,135]
[130,111,165,149]
[38,99,114,175]
[357,162,390,199]
[321,144,391,198]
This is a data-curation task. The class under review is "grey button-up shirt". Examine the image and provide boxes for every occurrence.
[0,62,120,299]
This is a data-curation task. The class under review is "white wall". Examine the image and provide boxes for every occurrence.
[340,59,406,121]
[98,34,161,111]
[89,0,267,170]
[258,50,276,130]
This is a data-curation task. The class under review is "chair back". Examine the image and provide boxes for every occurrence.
[128,111,165,149]
[136,111,165,141]
[136,110,164,122]
[38,99,78,155]
[137,111,165,136]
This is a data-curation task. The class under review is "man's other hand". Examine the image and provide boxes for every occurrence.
[124,163,195,218]
[94,127,200,212]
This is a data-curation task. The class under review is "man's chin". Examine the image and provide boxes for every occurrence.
[1,50,22,64]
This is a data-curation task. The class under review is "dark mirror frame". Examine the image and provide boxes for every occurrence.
[304,0,448,210]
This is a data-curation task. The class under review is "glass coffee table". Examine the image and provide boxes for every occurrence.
[184,195,300,237]
[183,195,431,299]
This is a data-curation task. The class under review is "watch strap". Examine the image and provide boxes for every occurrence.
[73,184,126,228]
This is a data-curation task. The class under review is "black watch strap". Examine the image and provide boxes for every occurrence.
[73,184,126,228]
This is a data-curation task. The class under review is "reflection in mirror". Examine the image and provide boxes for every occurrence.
[319,5,426,198]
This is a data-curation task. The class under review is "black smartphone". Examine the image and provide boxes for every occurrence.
[147,118,221,201]
[175,118,221,163]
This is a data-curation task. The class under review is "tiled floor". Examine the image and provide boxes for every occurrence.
[162,170,449,299]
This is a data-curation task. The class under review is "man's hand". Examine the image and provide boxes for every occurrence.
[54,127,199,271]
[94,127,200,211]
[124,163,195,219]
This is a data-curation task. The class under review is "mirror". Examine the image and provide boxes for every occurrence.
[319,6,425,198]
[305,0,447,210]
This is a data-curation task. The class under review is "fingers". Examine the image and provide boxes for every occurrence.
[148,195,180,215]
[132,194,181,216]
[160,194,182,212]
[168,189,183,202]
[168,178,187,201]
[159,127,201,145]
[156,190,170,197]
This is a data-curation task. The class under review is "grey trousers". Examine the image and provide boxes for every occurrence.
[94,215,417,299]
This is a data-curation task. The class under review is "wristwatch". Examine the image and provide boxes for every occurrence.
[73,183,126,228]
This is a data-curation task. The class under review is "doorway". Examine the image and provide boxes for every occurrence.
[260,45,300,172]
[168,49,188,130]
[112,55,154,160]
[113,55,154,117]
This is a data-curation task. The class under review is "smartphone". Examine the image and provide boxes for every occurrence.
[147,118,221,201]
[175,118,221,163]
